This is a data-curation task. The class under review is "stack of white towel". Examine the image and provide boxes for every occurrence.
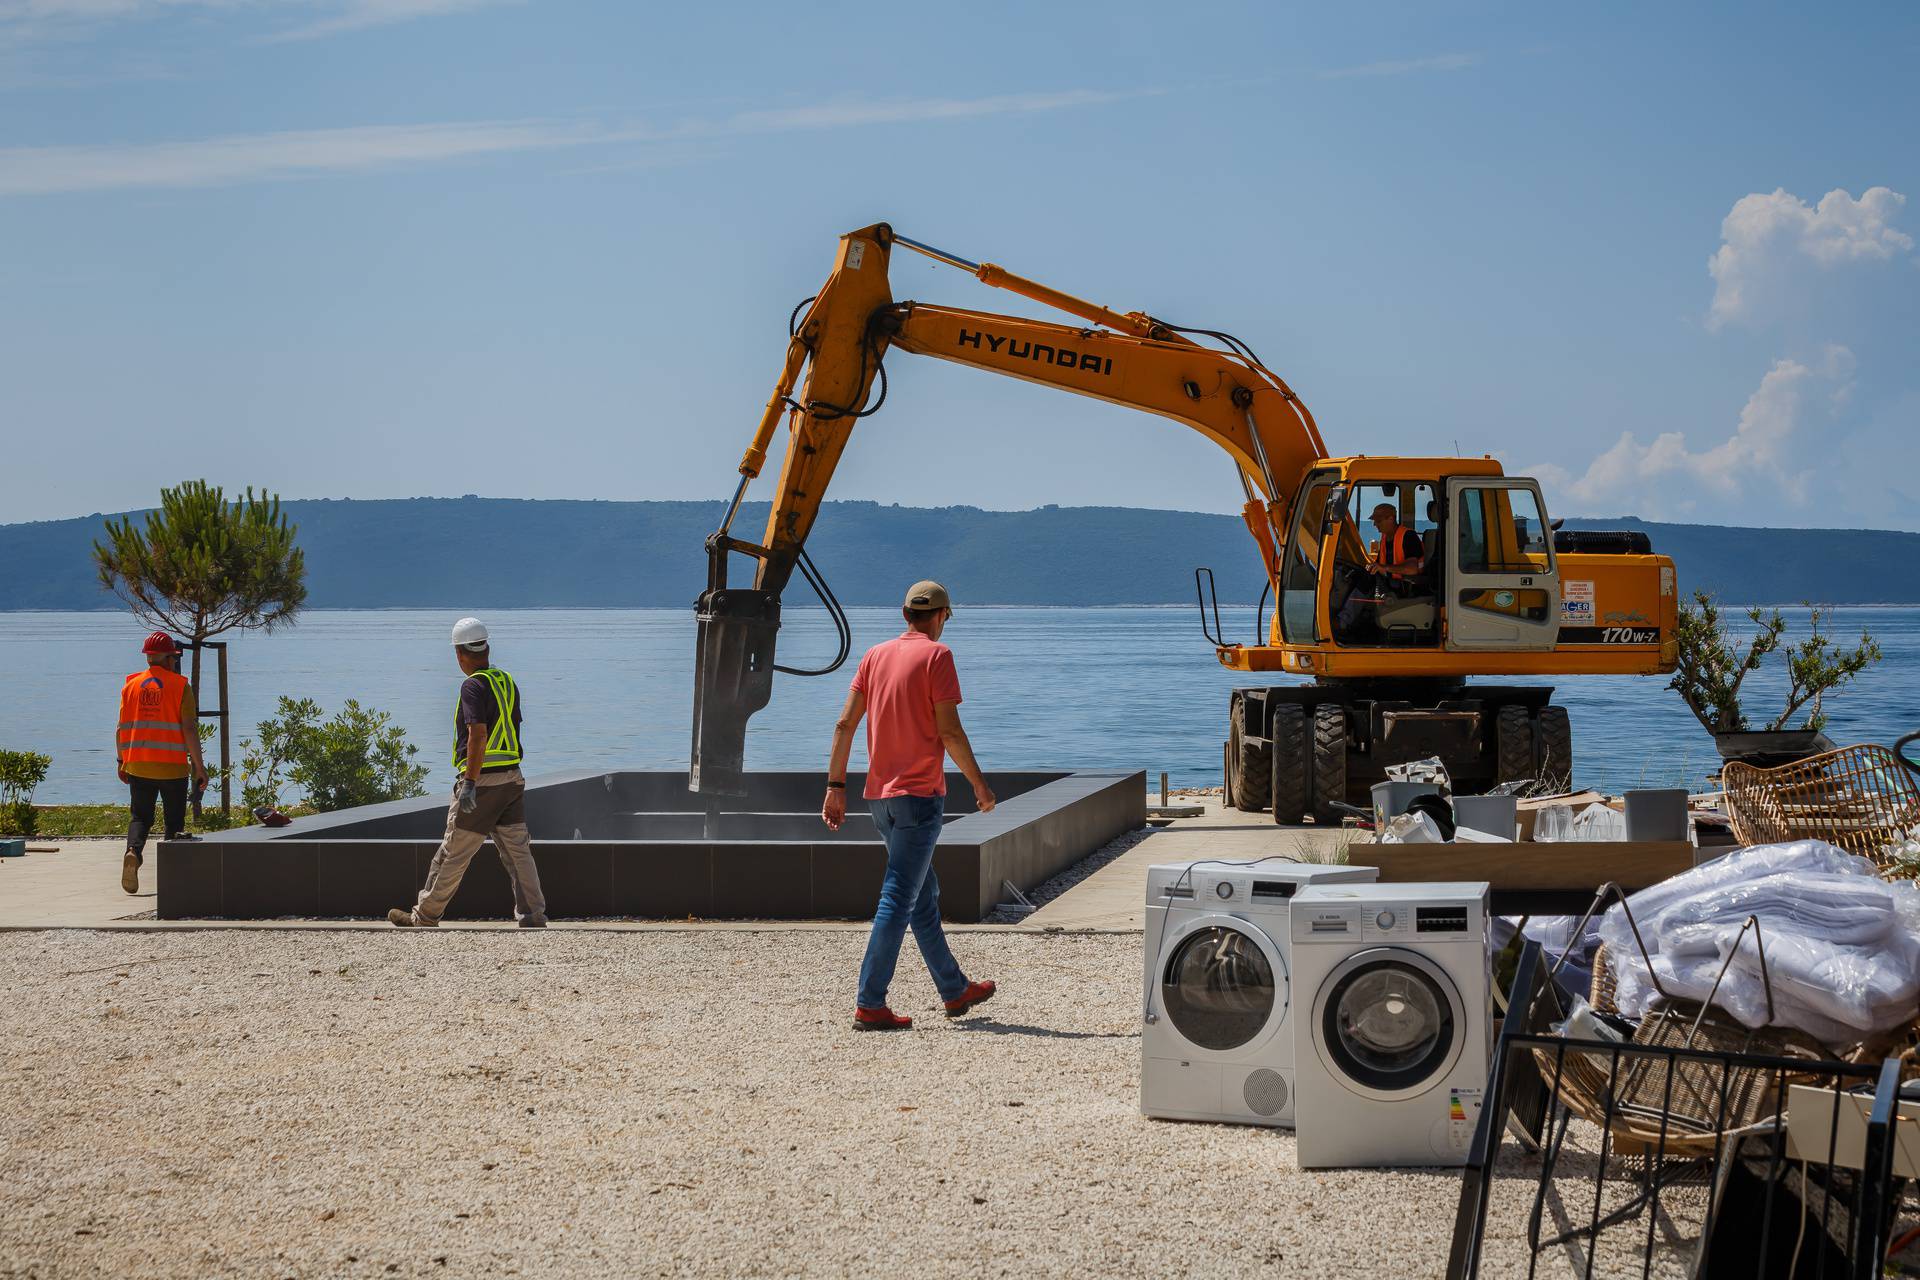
[1599,840,1920,1047]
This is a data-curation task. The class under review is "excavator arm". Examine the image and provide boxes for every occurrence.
[690,222,1326,795]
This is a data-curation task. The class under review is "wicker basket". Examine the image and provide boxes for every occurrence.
[1534,889,1827,1158]
[1723,743,1920,870]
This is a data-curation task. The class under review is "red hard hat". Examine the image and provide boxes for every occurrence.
[142,631,179,656]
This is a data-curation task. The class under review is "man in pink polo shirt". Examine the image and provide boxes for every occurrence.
[823,579,998,1031]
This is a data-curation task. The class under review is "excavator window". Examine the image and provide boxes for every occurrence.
[1279,473,1336,643]
[1455,485,1554,623]
[1328,481,1441,649]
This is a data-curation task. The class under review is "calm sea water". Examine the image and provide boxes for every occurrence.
[6,607,1918,805]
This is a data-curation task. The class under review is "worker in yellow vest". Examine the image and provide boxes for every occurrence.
[116,631,208,894]
[389,617,548,927]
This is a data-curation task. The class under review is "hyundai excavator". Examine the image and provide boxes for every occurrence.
[689,223,1678,822]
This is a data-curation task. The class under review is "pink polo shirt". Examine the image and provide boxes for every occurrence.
[850,629,963,799]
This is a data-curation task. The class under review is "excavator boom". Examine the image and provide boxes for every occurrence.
[691,222,1324,795]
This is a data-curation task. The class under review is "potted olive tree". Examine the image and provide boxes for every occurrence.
[1670,593,1882,767]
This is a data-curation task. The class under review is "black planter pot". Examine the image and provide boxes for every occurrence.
[1711,728,1835,769]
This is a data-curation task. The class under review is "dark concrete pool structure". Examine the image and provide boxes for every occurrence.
[155,769,1144,922]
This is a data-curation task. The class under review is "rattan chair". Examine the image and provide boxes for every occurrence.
[1535,887,1826,1159]
[1723,737,1920,871]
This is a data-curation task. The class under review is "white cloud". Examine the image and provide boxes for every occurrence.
[1317,53,1480,79]
[0,119,610,194]
[1535,346,1855,514]
[0,0,506,45]
[1707,187,1914,329]
[260,0,510,42]
[0,90,1142,195]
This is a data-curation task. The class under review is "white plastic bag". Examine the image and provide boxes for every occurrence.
[1551,996,1624,1044]
[1380,811,1445,844]
[1598,840,1920,1044]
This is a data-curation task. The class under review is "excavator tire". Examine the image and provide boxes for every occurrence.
[1535,706,1574,790]
[1496,706,1536,787]
[1230,694,1271,813]
[1311,704,1349,824]
[1269,704,1309,825]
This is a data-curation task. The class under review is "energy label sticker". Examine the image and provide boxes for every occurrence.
[1449,1087,1484,1148]
[1561,580,1594,624]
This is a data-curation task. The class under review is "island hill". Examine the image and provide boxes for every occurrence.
[2,497,1918,610]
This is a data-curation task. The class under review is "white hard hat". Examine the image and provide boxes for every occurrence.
[451,617,489,650]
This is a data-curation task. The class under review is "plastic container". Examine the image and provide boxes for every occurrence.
[1371,780,1441,829]
[1453,794,1518,841]
[1625,788,1690,842]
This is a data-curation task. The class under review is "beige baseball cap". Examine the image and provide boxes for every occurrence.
[904,580,953,611]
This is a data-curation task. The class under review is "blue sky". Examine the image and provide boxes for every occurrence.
[2,1,1915,529]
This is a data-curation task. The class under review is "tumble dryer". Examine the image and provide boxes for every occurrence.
[1290,882,1493,1168]
[1141,859,1377,1128]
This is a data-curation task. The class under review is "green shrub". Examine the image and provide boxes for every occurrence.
[0,750,52,838]
[1670,594,1881,734]
[238,697,428,813]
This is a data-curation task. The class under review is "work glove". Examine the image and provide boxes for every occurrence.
[455,778,479,814]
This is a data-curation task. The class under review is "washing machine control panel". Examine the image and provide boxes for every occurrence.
[1294,889,1488,943]
[1297,902,1414,942]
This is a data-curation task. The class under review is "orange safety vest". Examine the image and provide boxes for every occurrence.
[118,666,190,765]
[1375,525,1420,567]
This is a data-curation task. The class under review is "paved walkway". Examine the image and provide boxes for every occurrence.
[1022,799,1364,931]
[0,841,157,928]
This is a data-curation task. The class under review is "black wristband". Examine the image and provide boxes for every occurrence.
[825,780,846,789]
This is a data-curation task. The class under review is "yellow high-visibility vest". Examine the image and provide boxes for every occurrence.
[455,667,522,768]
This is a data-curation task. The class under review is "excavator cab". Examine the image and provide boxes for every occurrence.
[1274,459,1564,656]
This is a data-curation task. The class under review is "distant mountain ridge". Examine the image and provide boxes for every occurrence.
[3,498,1917,609]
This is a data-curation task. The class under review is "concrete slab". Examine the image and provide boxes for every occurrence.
[0,839,156,928]
[154,769,1145,923]
[1019,799,1369,932]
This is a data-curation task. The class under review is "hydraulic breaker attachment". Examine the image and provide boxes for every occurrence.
[689,537,781,797]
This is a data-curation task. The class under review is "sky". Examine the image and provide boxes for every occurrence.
[2,1,1916,530]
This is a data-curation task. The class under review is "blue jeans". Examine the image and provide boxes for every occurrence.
[856,794,968,1009]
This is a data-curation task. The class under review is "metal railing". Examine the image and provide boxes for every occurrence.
[1449,942,1914,1279]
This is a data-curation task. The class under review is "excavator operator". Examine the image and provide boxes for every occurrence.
[1365,504,1425,586]
[1335,504,1427,641]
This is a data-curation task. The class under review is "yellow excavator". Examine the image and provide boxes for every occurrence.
[690,224,1678,821]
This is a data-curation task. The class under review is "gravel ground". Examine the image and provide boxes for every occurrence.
[0,928,1502,1279]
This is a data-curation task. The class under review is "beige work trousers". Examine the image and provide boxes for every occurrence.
[412,768,547,924]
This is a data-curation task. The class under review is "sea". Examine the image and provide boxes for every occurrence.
[6,607,1919,806]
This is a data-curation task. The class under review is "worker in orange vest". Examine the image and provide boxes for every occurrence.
[116,632,208,894]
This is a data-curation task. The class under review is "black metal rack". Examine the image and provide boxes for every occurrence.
[1449,942,1915,1278]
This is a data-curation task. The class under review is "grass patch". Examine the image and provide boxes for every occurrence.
[32,803,314,839]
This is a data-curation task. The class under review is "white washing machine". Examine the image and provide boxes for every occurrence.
[1290,882,1492,1168]
[1141,859,1378,1128]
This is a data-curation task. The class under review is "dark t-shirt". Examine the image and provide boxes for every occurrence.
[455,671,524,771]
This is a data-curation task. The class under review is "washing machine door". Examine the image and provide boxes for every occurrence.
[1154,914,1288,1058]
[1311,947,1465,1101]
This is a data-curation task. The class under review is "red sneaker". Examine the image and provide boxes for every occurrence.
[944,980,996,1018]
[853,1006,913,1032]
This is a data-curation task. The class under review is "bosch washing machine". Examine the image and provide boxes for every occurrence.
[1140,859,1378,1128]
[1289,882,1493,1168]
